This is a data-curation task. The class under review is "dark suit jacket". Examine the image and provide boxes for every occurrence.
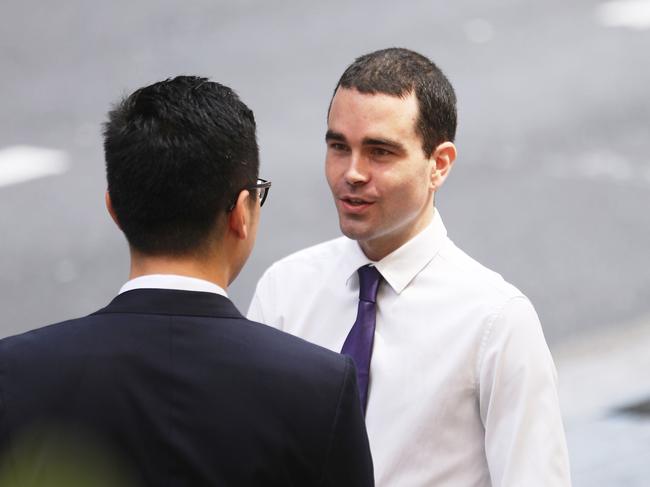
[0,289,374,486]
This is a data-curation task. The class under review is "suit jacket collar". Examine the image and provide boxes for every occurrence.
[93,289,244,319]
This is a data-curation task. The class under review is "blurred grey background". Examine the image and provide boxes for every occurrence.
[1,0,649,484]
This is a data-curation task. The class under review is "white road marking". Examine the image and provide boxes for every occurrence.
[0,145,69,188]
[596,0,650,29]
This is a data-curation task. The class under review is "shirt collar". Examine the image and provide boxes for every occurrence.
[119,274,228,297]
[342,209,447,294]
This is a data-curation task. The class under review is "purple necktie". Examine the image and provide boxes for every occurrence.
[341,264,381,414]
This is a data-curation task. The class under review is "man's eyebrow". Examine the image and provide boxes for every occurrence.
[325,130,346,142]
[363,137,406,152]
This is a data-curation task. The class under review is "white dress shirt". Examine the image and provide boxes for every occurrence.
[119,274,228,297]
[248,210,571,487]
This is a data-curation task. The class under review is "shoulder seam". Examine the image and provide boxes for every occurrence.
[438,244,524,300]
[474,295,530,391]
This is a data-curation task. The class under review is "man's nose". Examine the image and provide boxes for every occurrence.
[344,154,370,186]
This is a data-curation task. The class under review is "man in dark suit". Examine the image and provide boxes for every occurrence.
[0,76,373,486]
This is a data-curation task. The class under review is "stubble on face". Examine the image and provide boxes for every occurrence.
[325,88,435,261]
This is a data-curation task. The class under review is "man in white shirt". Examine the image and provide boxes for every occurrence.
[248,48,571,486]
[0,76,374,486]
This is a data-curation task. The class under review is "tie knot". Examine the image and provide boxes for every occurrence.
[358,265,381,303]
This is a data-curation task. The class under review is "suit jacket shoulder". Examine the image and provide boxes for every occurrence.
[0,289,373,486]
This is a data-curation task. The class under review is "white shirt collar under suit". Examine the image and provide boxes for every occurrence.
[119,274,228,297]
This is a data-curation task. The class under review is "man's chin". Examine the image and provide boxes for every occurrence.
[338,222,374,243]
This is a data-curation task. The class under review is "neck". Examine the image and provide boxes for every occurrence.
[359,206,435,261]
[128,250,230,290]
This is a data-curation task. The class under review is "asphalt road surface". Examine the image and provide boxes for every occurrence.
[2,1,650,485]
[1,0,649,347]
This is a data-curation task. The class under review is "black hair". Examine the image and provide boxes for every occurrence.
[333,47,457,156]
[104,76,259,255]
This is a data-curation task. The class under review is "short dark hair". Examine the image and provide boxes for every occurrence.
[104,76,259,255]
[332,48,457,156]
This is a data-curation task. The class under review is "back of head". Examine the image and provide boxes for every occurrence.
[104,76,259,255]
[334,47,457,156]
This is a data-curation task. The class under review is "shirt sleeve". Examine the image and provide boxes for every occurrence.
[477,296,572,487]
[246,285,266,325]
[247,266,283,330]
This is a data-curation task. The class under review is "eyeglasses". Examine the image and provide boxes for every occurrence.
[228,178,272,212]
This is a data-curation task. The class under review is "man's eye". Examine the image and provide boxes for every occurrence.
[330,143,349,152]
[371,148,391,156]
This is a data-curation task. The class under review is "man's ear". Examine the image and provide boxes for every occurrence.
[430,142,457,190]
[105,191,122,229]
[228,190,252,240]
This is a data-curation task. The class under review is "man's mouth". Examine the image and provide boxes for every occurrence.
[344,197,370,206]
[339,196,374,213]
